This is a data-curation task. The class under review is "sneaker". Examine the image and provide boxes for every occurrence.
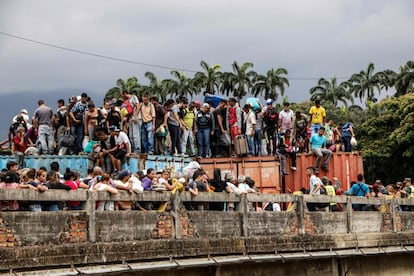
[282,171,289,175]
[197,156,203,159]
[180,153,189,158]
[173,153,179,157]
[321,166,329,171]
[291,166,297,171]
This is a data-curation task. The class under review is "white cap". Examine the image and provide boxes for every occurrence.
[20,109,28,114]
[202,103,209,108]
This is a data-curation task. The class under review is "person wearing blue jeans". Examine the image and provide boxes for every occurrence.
[141,121,154,154]
[196,103,214,158]
[33,100,54,154]
[310,126,332,172]
[69,93,88,154]
[140,94,156,154]
[243,104,256,156]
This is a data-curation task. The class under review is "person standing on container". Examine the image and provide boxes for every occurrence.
[308,99,326,137]
[32,100,54,155]
[341,122,356,152]
[140,93,156,155]
[279,102,294,133]
[195,103,214,159]
[121,91,141,155]
[69,93,89,154]
[243,104,256,157]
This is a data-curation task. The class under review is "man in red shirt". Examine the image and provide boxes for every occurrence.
[13,126,28,169]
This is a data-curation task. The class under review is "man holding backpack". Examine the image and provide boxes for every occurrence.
[121,91,141,154]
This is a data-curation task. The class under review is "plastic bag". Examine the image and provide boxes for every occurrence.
[350,136,357,146]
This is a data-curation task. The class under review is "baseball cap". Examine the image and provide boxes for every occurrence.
[266,99,273,105]
[108,125,121,132]
[20,109,28,114]
[119,169,132,179]
[202,103,209,108]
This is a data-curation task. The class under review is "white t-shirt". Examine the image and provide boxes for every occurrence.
[244,111,256,135]
[115,131,131,153]
[279,109,294,131]
[309,175,321,195]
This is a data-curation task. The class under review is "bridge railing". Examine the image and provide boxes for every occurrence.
[1,189,414,242]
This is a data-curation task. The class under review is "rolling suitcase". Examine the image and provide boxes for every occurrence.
[233,134,249,156]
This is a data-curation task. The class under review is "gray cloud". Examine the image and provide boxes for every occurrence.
[0,0,413,100]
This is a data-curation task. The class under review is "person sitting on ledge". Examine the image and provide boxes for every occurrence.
[309,126,331,173]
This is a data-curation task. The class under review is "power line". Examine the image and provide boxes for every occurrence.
[0,31,349,80]
[0,31,199,73]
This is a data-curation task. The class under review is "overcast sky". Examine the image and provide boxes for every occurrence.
[0,0,413,106]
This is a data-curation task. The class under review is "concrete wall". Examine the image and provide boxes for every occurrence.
[2,190,414,271]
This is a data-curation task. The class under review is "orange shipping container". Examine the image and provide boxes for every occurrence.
[199,156,281,194]
[283,152,364,193]
[199,152,363,195]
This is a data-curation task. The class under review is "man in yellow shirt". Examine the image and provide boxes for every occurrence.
[308,99,326,137]
[181,101,196,157]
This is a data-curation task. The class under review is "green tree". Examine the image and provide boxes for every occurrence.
[309,77,353,107]
[162,70,196,100]
[252,68,289,101]
[141,72,168,102]
[349,63,387,103]
[394,60,414,97]
[193,61,222,95]
[359,93,414,183]
[105,76,140,100]
[228,61,256,101]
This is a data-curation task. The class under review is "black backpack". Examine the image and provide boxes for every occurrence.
[264,108,278,127]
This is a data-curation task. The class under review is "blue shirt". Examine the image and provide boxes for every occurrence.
[310,134,326,149]
[346,182,369,196]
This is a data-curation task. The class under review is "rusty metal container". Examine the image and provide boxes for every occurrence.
[199,152,364,195]
[199,156,281,194]
[283,152,364,193]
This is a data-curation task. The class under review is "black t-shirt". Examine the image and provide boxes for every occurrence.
[213,109,222,130]
[107,110,121,128]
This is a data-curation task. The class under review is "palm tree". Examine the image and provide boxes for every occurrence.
[252,68,289,101]
[141,72,168,102]
[349,63,387,103]
[105,76,140,100]
[219,72,234,97]
[162,70,196,100]
[394,60,414,97]
[228,61,256,100]
[193,60,223,95]
[309,77,353,107]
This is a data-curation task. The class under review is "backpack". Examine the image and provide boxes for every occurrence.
[264,107,278,127]
[121,100,134,117]
[342,123,352,137]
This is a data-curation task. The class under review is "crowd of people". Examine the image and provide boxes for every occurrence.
[0,159,262,212]
[0,158,412,213]
[305,167,413,212]
[6,92,357,176]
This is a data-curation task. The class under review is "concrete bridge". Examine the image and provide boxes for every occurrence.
[1,190,414,275]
